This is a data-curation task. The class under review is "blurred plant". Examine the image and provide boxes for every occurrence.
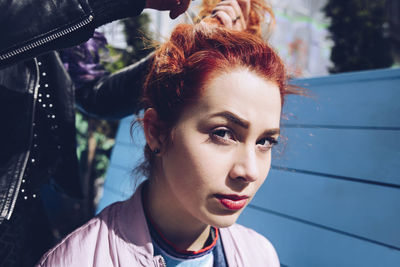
[102,14,154,73]
[324,0,393,73]
[75,111,118,214]
[123,14,154,63]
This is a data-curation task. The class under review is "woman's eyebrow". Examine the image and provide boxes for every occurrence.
[209,111,250,129]
[263,128,280,136]
[208,111,280,135]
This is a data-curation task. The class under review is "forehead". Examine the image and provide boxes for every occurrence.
[194,68,282,128]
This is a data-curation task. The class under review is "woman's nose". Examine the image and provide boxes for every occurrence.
[229,146,259,183]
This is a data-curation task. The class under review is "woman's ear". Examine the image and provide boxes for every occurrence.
[143,108,164,153]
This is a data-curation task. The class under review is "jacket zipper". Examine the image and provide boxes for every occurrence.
[4,58,40,220]
[2,14,93,218]
[0,15,93,61]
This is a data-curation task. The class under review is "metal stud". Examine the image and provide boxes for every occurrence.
[38,62,42,66]
[24,196,28,200]
[32,194,36,198]
[42,72,46,76]
[45,84,49,88]
[21,189,25,193]
[31,158,35,163]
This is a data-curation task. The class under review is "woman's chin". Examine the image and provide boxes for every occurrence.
[207,212,241,228]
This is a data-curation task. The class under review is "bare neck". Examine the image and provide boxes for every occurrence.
[143,179,211,252]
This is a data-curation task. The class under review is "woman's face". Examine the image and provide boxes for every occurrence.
[157,68,282,228]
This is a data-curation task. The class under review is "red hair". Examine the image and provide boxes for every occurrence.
[143,24,291,125]
[137,0,296,177]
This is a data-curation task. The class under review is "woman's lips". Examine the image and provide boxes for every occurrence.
[216,194,249,210]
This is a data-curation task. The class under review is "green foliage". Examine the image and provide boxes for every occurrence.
[122,13,154,63]
[324,0,393,73]
[103,45,130,74]
[75,111,89,163]
[75,111,118,182]
[102,14,154,74]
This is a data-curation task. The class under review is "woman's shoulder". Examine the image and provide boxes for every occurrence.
[36,201,124,267]
[222,223,280,267]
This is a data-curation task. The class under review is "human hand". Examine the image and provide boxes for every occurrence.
[210,0,250,31]
[145,0,192,19]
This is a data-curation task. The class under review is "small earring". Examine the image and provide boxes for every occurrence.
[153,148,160,155]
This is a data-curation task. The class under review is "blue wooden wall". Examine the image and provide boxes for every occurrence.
[97,68,400,266]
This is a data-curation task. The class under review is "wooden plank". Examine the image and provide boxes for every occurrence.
[284,69,400,127]
[96,184,128,214]
[115,115,143,145]
[273,127,400,186]
[291,68,400,86]
[108,142,144,172]
[96,166,132,213]
[103,166,136,195]
[292,68,400,86]
[96,165,146,213]
[238,206,400,267]
[253,169,400,249]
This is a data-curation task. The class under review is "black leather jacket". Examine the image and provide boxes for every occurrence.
[0,0,149,221]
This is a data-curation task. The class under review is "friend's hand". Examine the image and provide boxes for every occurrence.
[145,0,192,19]
[211,0,250,31]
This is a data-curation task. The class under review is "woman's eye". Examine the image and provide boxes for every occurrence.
[257,137,278,150]
[211,129,235,143]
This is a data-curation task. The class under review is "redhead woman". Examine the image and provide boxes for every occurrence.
[37,0,296,266]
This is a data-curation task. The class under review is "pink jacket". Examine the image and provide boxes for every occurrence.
[37,185,280,267]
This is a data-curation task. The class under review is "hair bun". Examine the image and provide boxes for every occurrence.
[197,0,275,37]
